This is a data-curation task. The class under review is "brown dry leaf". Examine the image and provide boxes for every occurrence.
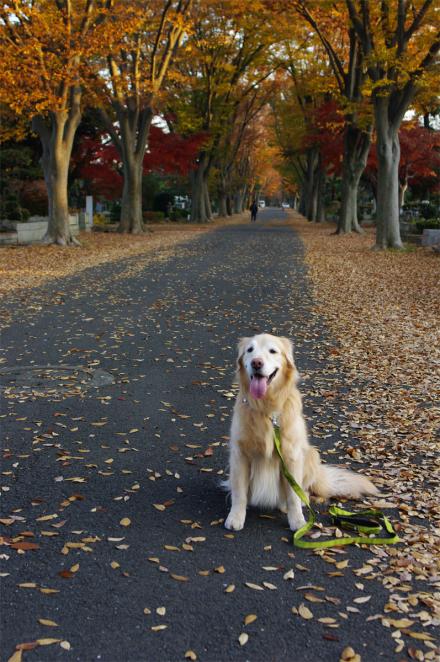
[353,596,371,604]
[153,504,166,512]
[10,541,39,551]
[156,607,166,616]
[170,574,189,582]
[401,630,435,641]
[214,565,225,574]
[244,614,257,626]
[7,651,22,662]
[298,604,313,620]
[340,646,357,661]
[38,619,58,627]
[185,651,197,661]
[151,625,167,632]
[245,582,264,591]
[70,563,79,573]
[36,638,62,646]
[14,643,38,652]
[225,584,235,593]
[119,517,131,527]
[383,618,414,628]
[304,592,325,603]
[36,514,57,522]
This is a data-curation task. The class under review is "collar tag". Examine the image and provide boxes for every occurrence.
[271,413,280,428]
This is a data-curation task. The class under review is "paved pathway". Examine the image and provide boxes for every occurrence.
[1,209,395,661]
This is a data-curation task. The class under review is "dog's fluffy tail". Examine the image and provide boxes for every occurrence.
[305,448,378,499]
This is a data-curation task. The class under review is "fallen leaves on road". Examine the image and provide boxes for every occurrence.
[0,229,200,299]
[295,213,440,658]
[0,213,249,301]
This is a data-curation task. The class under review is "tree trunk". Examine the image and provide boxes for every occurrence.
[218,190,228,217]
[399,176,408,211]
[233,191,243,214]
[119,157,143,233]
[305,148,319,221]
[299,184,307,215]
[337,125,371,234]
[191,154,209,222]
[204,179,212,220]
[226,194,233,216]
[316,167,326,223]
[374,99,403,249]
[240,186,248,212]
[32,106,81,246]
[217,174,228,217]
[101,106,152,233]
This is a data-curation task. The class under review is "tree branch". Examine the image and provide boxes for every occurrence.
[294,0,346,93]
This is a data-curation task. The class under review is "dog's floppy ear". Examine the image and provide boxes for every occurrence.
[237,337,251,368]
[279,337,295,368]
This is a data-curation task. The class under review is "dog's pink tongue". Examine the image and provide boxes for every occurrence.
[250,376,268,399]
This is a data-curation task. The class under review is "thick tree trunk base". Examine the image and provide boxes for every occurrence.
[117,225,145,235]
[372,240,404,251]
[42,232,81,247]
[335,224,364,236]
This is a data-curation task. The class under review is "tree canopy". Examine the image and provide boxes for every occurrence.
[1,0,439,248]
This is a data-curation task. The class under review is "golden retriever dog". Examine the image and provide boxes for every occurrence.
[224,333,377,532]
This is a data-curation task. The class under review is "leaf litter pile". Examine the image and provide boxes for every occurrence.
[1,213,439,661]
[294,213,440,660]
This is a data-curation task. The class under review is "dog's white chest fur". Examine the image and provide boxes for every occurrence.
[248,454,282,509]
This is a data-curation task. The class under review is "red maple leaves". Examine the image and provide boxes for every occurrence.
[71,125,207,199]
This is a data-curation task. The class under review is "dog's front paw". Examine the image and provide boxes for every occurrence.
[288,512,307,532]
[225,509,246,531]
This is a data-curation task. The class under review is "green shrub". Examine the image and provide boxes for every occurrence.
[153,192,174,214]
[169,208,188,221]
[420,203,437,220]
[1,192,30,220]
[109,201,121,223]
[415,218,440,234]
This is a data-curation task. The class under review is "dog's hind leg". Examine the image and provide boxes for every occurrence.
[225,447,250,531]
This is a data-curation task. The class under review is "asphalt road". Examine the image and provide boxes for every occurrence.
[1,209,398,661]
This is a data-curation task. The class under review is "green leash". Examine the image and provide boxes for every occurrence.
[272,423,401,549]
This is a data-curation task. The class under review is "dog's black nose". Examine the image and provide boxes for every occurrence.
[251,358,263,371]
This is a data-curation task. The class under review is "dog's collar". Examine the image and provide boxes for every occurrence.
[241,397,280,427]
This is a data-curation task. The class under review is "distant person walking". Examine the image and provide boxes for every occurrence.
[250,200,258,222]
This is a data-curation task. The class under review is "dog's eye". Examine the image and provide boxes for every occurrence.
[247,346,254,353]
[269,349,277,354]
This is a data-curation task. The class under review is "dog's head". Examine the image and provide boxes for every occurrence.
[237,333,297,400]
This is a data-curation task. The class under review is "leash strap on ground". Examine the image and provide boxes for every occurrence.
[272,424,401,549]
